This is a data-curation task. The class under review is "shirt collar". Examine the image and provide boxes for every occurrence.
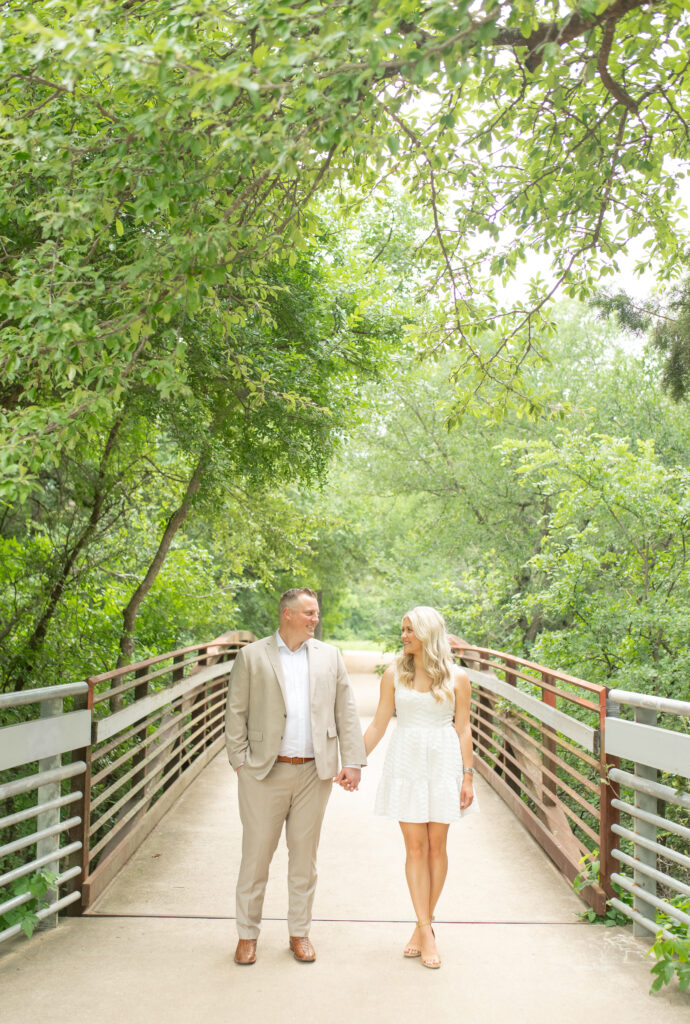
[275,630,309,655]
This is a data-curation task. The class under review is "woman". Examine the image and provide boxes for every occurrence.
[364,606,478,969]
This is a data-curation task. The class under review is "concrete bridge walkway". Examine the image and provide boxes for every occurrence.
[1,653,688,1024]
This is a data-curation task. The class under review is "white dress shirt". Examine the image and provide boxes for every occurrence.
[276,631,314,757]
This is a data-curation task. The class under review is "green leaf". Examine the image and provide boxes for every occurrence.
[252,44,269,67]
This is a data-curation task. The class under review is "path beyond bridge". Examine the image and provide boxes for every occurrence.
[0,652,687,1024]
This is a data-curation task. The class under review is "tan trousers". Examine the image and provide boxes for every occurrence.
[235,761,332,939]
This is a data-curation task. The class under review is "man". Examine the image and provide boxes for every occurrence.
[225,587,366,965]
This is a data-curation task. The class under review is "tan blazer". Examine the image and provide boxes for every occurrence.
[225,635,366,781]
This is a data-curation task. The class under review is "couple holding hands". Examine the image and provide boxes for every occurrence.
[224,587,478,971]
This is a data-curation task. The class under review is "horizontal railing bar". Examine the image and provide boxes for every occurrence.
[611,798,690,843]
[612,848,690,898]
[611,824,690,871]
[467,670,597,751]
[90,679,209,763]
[512,749,599,820]
[608,689,690,717]
[487,705,600,769]
[89,686,212,783]
[94,661,233,743]
[88,725,223,861]
[472,713,600,815]
[0,890,82,946]
[0,710,92,773]
[91,724,189,812]
[90,683,222,783]
[471,695,601,780]
[0,791,82,831]
[472,735,557,821]
[544,792,600,845]
[472,660,601,711]
[90,646,240,703]
[88,641,236,685]
[0,841,82,889]
[607,898,672,941]
[0,682,88,710]
[472,702,600,796]
[90,702,225,824]
[91,714,181,784]
[605,717,690,777]
[90,766,160,835]
[475,728,600,844]
[0,864,84,921]
[91,652,208,705]
[611,873,690,929]
[0,762,86,801]
[0,890,35,917]
[609,768,690,811]
[0,816,82,859]
[456,645,606,693]
[55,865,82,887]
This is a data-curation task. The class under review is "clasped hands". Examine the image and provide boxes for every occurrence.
[333,766,361,792]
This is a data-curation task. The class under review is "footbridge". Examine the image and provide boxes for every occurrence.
[1,635,689,1023]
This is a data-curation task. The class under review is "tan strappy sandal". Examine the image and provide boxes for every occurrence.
[404,914,435,958]
[417,920,441,969]
[403,933,422,958]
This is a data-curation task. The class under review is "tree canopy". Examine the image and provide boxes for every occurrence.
[312,302,690,701]
[3,0,690,497]
[3,1,690,687]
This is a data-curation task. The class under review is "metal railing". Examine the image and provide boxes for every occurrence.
[2,633,688,949]
[604,689,690,939]
[0,683,90,943]
[452,644,614,915]
[80,631,253,908]
[0,630,253,944]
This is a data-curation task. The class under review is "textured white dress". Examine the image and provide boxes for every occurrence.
[374,673,479,824]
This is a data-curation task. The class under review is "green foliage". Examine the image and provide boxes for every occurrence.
[502,431,690,696]
[0,870,57,940]
[571,852,690,993]
[572,850,631,927]
[593,276,690,401]
[3,0,690,499]
[308,302,690,705]
[649,913,690,993]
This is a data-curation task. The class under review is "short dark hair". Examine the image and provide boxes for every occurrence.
[279,587,318,617]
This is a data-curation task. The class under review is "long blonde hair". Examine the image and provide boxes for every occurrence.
[396,606,455,703]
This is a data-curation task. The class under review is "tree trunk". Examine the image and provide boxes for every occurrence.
[114,452,208,686]
[3,414,124,692]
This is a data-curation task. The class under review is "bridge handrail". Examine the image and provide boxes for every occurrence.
[454,644,606,694]
[0,689,88,944]
[2,634,688,952]
[604,690,690,940]
[608,688,690,717]
[0,682,89,710]
[451,641,611,915]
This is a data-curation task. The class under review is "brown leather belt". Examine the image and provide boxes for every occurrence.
[276,755,315,764]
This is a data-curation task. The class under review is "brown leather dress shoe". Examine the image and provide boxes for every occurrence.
[234,938,257,965]
[289,936,316,962]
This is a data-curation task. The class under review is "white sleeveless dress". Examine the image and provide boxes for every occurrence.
[374,675,480,824]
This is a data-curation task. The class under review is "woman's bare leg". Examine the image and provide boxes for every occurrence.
[428,822,450,920]
[399,822,440,964]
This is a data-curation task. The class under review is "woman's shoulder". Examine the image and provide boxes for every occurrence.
[453,664,471,689]
[381,661,397,685]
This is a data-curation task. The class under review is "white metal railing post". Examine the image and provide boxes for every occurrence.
[35,697,62,929]
[632,705,659,937]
